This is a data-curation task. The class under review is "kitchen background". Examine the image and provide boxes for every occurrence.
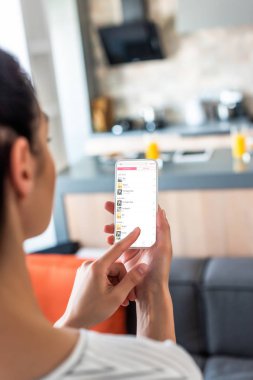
[2,0,253,253]
[85,0,253,126]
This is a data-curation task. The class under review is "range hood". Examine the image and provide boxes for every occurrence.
[121,0,147,23]
[98,0,164,66]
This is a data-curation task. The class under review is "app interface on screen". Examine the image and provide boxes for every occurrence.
[115,160,157,248]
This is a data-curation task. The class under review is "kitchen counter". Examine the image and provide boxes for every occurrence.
[84,120,253,156]
[54,149,253,241]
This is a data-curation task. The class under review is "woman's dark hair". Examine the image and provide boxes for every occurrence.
[0,49,39,227]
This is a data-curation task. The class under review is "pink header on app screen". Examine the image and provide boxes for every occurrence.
[115,160,157,248]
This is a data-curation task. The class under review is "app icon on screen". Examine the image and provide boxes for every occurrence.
[116,231,121,239]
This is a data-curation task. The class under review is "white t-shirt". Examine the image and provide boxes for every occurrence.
[41,329,202,380]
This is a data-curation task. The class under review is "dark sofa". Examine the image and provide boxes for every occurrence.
[127,258,253,379]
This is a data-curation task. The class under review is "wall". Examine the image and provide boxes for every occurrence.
[45,0,92,165]
[0,0,57,252]
[0,0,30,72]
[87,0,253,121]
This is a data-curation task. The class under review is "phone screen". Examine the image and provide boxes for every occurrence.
[114,159,157,248]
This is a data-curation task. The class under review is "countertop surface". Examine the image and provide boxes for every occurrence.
[84,120,253,156]
[91,119,253,138]
[57,149,253,192]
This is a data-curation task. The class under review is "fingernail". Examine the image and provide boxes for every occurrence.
[137,264,148,275]
[132,227,140,233]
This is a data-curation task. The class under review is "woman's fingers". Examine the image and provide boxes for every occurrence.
[122,299,129,307]
[105,201,114,215]
[99,227,141,267]
[104,224,115,234]
[107,235,114,245]
[122,249,140,263]
[156,205,163,229]
[155,206,172,257]
[108,261,127,278]
[104,202,115,243]
[128,288,136,302]
[112,263,136,303]
[108,262,136,304]
[157,205,170,233]
[114,264,148,303]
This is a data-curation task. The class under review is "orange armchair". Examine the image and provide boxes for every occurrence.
[26,254,126,334]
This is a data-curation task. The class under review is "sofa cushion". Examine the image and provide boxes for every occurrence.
[169,258,208,355]
[192,355,206,372]
[26,254,126,334]
[203,258,253,357]
[204,356,253,380]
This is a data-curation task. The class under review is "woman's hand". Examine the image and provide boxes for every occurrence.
[104,202,172,296]
[104,203,176,342]
[55,228,148,329]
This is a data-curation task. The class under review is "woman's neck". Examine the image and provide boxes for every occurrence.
[0,193,44,322]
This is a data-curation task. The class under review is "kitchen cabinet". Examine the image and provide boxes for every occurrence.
[64,190,253,257]
[54,149,253,257]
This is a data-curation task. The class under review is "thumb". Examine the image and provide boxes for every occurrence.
[114,264,148,302]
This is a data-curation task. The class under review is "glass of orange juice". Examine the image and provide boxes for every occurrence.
[231,125,249,161]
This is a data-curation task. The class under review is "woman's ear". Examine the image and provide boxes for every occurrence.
[9,137,35,199]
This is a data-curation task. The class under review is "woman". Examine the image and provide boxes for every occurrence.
[0,48,202,380]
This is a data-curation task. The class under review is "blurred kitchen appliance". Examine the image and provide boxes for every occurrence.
[99,21,164,66]
[218,90,245,121]
[111,109,166,135]
[140,107,166,132]
[201,90,246,122]
[184,99,206,126]
[111,119,134,135]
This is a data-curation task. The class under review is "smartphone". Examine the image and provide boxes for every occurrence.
[114,159,157,249]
